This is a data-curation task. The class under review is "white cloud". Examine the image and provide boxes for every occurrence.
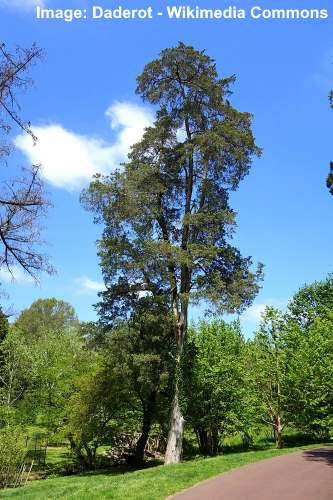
[0,0,44,10]
[242,304,267,322]
[0,266,35,285]
[241,299,287,323]
[75,276,106,295]
[105,102,154,157]
[14,102,154,190]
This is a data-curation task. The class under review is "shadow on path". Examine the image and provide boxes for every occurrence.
[303,447,333,468]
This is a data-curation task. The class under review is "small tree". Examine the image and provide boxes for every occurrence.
[0,327,31,424]
[66,373,120,470]
[101,304,172,465]
[82,43,263,463]
[0,427,26,489]
[251,307,288,448]
[283,316,333,438]
[283,279,333,438]
[184,320,248,455]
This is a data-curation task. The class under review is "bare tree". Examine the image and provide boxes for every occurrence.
[0,42,53,280]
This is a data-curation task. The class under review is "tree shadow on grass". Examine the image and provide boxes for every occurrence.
[59,457,164,479]
[302,447,333,468]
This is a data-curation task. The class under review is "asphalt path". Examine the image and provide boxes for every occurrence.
[170,447,333,500]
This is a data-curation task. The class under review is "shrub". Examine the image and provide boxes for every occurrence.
[0,427,26,489]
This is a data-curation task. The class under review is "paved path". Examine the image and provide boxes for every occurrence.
[170,447,333,500]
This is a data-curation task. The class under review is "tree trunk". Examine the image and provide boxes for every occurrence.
[135,391,156,465]
[196,428,219,456]
[164,382,184,464]
[274,415,283,449]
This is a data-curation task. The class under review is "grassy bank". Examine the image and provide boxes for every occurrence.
[2,443,330,499]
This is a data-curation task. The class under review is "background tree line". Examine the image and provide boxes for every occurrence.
[0,274,332,477]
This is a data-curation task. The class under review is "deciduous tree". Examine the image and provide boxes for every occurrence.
[0,42,52,279]
[15,297,78,340]
[184,320,248,455]
[250,307,288,448]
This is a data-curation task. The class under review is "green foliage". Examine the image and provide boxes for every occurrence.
[250,281,333,446]
[82,41,263,326]
[0,426,26,489]
[14,298,78,340]
[283,316,333,438]
[24,327,89,431]
[66,304,173,467]
[66,371,125,470]
[183,320,250,455]
[0,308,9,343]
[82,42,263,462]
[102,305,172,416]
[287,275,333,327]
[0,327,32,426]
[0,299,90,434]
[249,307,289,447]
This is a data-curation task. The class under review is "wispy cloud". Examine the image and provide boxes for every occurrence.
[15,102,154,190]
[0,0,45,10]
[0,266,35,285]
[75,276,106,295]
[241,299,287,323]
[242,303,267,322]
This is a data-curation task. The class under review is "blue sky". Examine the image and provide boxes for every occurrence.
[0,0,332,334]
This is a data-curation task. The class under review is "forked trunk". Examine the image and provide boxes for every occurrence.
[164,383,184,464]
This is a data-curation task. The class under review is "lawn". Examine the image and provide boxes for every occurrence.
[2,443,329,499]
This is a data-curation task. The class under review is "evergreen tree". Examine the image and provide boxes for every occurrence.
[82,43,263,463]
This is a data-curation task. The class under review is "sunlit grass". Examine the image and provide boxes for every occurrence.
[2,443,330,499]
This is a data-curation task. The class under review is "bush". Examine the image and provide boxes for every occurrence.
[0,427,26,489]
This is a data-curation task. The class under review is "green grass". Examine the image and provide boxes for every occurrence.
[46,447,71,466]
[2,443,330,499]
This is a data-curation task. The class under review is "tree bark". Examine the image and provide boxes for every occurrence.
[274,415,283,449]
[196,428,219,456]
[165,296,188,465]
[164,381,184,464]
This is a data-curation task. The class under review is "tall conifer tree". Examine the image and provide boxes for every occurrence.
[82,43,263,463]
